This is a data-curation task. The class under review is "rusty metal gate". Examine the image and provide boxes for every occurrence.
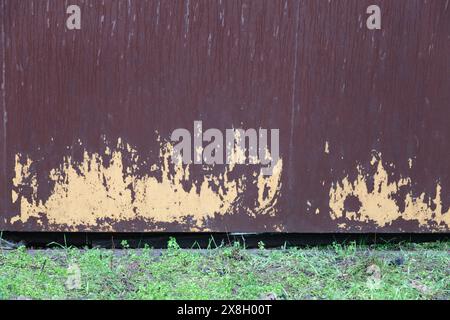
[1,0,449,233]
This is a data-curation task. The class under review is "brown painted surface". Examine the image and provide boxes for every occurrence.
[1,0,449,232]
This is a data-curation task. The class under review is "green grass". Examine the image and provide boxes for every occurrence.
[0,239,448,300]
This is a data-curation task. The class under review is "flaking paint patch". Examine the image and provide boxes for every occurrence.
[256,159,282,216]
[329,153,449,230]
[11,137,283,231]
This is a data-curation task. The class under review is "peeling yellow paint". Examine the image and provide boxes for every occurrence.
[11,137,283,231]
[11,190,18,203]
[329,153,449,230]
[227,129,248,169]
[256,159,283,216]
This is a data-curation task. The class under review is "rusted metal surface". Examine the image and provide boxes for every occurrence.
[1,0,449,232]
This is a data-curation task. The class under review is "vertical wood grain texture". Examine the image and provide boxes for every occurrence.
[1,0,449,232]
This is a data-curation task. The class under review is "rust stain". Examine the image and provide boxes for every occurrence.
[329,152,450,230]
[11,137,283,230]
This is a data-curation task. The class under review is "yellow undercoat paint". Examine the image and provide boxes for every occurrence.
[256,159,283,216]
[329,153,450,230]
[11,138,283,231]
